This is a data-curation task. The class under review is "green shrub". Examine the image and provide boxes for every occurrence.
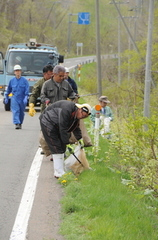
[110,113,158,194]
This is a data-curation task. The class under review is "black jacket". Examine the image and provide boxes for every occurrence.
[66,76,78,94]
[39,100,82,144]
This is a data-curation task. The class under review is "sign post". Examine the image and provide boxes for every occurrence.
[67,12,90,54]
[76,42,83,56]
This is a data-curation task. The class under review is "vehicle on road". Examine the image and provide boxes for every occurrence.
[0,38,64,111]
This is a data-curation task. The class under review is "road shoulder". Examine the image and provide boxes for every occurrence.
[26,155,65,240]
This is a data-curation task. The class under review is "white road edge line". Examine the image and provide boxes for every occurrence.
[9,148,43,240]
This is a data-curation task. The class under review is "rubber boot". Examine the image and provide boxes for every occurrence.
[53,153,65,178]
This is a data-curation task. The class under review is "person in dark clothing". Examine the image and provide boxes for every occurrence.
[64,67,78,94]
[29,64,53,115]
[29,64,54,159]
[64,67,93,147]
[39,100,91,178]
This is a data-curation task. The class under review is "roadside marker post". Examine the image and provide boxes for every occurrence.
[78,64,81,81]
[93,104,101,160]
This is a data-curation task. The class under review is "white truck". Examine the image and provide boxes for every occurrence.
[0,38,64,110]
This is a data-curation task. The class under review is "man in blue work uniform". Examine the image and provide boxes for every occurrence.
[5,64,29,129]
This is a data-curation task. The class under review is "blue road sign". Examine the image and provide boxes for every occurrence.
[78,12,90,25]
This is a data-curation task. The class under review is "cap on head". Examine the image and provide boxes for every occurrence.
[65,67,69,73]
[76,103,91,115]
[99,96,110,103]
[14,65,22,71]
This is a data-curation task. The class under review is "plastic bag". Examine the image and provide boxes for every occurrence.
[64,144,90,176]
[100,117,111,138]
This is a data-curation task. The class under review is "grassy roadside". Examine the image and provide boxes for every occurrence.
[58,135,158,240]
[55,63,158,239]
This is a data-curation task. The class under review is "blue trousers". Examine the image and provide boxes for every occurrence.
[11,96,26,124]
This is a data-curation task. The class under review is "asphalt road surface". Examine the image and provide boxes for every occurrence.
[0,94,41,239]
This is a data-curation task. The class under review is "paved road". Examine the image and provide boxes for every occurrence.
[0,94,41,239]
[64,55,96,69]
[64,54,116,69]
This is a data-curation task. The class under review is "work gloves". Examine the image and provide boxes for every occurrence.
[79,139,84,148]
[4,97,8,104]
[67,139,84,154]
[29,103,36,117]
[67,144,74,154]
[23,96,28,105]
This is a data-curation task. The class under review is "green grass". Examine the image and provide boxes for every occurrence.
[59,136,158,240]
[57,83,158,239]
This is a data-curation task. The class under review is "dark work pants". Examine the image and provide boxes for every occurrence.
[40,122,66,154]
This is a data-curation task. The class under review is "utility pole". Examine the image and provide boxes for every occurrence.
[122,16,138,81]
[110,1,130,85]
[128,17,131,81]
[67,13,72,54]
[111,0,139,53]
[118,5,121,85]
[143,0,154,118]
[95,0,102,96]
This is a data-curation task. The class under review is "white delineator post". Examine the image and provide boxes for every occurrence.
[93,105,101,160]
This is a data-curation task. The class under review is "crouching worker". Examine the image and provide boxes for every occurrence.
[39,100,91,178]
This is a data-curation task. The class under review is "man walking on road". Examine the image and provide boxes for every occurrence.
[5,65,29,129]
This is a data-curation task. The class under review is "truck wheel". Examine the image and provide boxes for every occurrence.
[4,99,11,111]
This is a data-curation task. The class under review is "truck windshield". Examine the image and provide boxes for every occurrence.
[7,52,58,75]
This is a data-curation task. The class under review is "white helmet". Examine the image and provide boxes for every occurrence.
[14,65,22,71]
[65,67,69,73]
